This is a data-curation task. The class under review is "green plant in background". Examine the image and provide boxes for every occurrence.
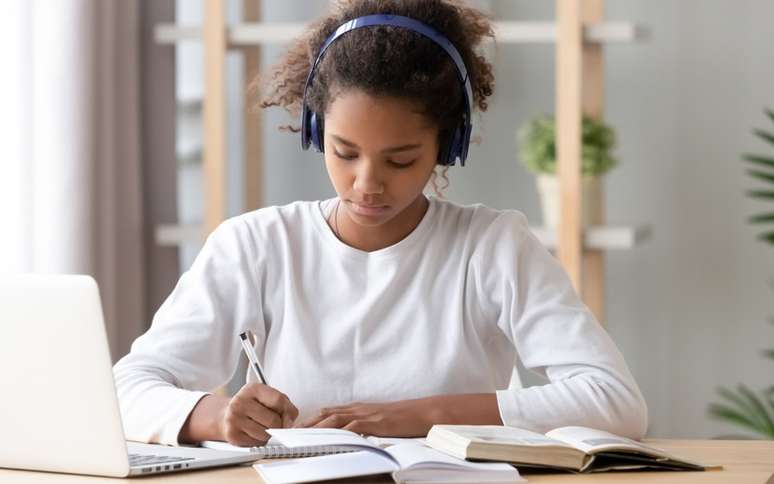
[517,115,618,176]
[708,108,774,439]
[743,109,774,244]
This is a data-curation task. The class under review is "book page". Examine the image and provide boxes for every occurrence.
[386,443,520,473]
[546,427,669,458]
[435,424,568,447]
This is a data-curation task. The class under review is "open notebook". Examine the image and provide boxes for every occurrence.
[201,436,426,459]
[252,428,523,484]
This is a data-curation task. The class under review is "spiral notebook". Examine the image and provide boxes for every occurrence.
[201,436,425,460]
[200,439,355,459]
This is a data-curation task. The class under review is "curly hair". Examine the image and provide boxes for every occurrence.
[253,0,496,194]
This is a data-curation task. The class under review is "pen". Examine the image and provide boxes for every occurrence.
[239,331,268,385]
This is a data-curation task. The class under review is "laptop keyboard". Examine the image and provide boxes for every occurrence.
[129,453,195,467]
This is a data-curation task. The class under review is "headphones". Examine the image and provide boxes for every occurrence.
[300,14,474,167]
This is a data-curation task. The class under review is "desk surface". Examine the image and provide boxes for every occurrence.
[1,440,773,483]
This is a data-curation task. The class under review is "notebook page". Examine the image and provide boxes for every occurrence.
[253,450,397,484]
[366,436,427,448]
[200,439,356,458]
[201,436,288,452]
[267,428,397,462]
[268,428,376,446]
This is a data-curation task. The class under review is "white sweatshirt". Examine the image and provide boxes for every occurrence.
[113,197,647,446]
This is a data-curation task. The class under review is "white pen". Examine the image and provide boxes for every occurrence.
[239,331,268,385]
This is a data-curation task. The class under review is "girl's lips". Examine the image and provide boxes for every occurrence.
[349,201,390,216]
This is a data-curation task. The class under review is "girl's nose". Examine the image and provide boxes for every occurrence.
[352,161,385,195]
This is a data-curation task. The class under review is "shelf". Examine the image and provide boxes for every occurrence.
[155,25,201,43]
[494,22,648,44]
[155,21,649,46]
[155,224,204,247]
[156,223,652,250]
[530,225,652,250]
[176,98,203,115]
[230,23,305,45]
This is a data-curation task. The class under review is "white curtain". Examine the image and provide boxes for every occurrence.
[0,0,146,360]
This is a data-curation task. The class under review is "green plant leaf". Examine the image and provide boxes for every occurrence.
[748,213,774,223]
[767,389,774,426]
[765,108,774,125]
[758,231,774,244]
[747,190,774,199]
[716,387,765,428]
[754,129,774,147]
[742,154,774,169]
[747,169,774,185]
[737,384,774,435]
[517,115,618,176]
[763,349,774,360]
[708,403,768,436]
[716,386,774,437]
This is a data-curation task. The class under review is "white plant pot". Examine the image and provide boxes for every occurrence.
[536,174,602,228]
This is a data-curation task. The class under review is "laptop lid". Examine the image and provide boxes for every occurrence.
[0,275,131,477]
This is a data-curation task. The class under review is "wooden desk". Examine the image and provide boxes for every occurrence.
[1,440,772,483]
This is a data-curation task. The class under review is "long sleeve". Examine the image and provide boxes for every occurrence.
[471,212,648,439]
[113,218,265,445]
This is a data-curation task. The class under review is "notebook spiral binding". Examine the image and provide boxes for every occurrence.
[258,445,356,459]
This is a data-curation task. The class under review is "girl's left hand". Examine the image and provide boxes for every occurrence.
[296,399,437,437]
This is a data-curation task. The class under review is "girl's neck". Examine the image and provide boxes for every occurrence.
[331,195,429,252]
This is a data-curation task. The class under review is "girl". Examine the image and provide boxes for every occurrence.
[114,0,647,447]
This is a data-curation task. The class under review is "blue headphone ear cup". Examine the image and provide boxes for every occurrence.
[437,128,454,166]
[459,122,472,167]
[310,111,324,153]
[441,123,472,166]
[301,104,312,151]
[446,125,464,166]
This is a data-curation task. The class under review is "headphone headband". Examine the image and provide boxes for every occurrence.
[301,14,473,166]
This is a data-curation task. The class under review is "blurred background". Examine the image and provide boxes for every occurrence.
[1,0,772,441]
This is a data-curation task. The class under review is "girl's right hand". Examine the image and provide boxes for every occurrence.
[218,382,299,446]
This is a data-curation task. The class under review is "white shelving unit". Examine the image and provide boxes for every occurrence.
[155,21,649,45]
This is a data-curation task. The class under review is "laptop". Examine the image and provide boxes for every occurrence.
[0,274,261,477]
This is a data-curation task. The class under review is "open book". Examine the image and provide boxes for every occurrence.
[252,428,523,484]
[426,425,718,473]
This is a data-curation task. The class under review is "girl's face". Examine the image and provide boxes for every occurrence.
[322,89,439,232]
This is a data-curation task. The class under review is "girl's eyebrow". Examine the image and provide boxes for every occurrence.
[331,134,422,153]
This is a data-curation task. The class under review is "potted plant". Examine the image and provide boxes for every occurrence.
[517,115,618,228]
[707,108,774,439]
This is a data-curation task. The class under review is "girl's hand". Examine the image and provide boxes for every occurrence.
[218,383,299,446]
[296,399,437,437]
